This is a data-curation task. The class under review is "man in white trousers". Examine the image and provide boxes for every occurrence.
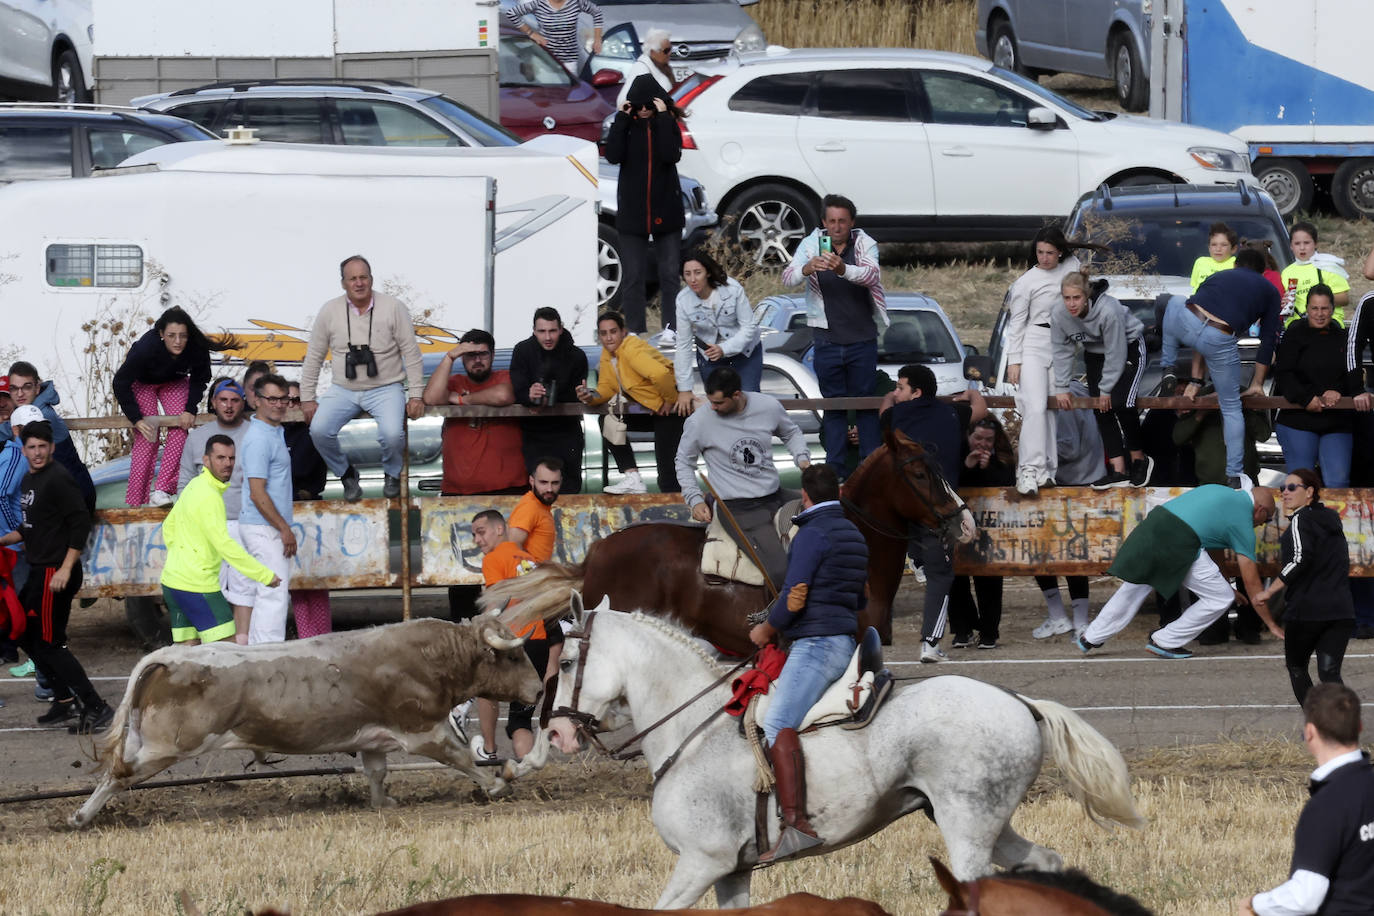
[1075,483,1281,659]
[237,373,297,644]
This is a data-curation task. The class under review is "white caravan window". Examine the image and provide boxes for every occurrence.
[45,244,144,288]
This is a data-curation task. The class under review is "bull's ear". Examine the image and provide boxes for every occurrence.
[569,590,585,627]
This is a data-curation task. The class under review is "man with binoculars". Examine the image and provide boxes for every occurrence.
[299,255,426,501]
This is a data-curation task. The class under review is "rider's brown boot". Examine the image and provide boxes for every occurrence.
[758,728,822,863]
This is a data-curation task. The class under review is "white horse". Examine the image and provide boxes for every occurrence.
[543,597,1145,909]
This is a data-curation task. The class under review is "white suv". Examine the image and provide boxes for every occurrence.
[0,0,93,102]
[673,48,1255,266]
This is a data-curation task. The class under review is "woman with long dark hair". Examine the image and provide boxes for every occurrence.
[1257,468,1354,705]
[674,249,761,406]
[112,307,236,507]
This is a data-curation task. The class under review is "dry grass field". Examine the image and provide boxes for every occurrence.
[1,739,1314,915]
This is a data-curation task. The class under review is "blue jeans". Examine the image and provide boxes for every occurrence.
[761,632,855,743]
[813,336,879,472]
[1275,425,1352,487]
[309,382,407,478]
[1162,299,1245,477]
[697,345,763,392]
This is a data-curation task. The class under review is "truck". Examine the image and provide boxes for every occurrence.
[92,0,501,119]
[1149,0,1374,219]
[0,133,598,424]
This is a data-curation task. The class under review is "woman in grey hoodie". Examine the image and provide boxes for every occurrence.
[1050,271,1152,488]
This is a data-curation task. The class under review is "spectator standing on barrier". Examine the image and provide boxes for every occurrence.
[1273,283,1370,488]
[1004,227,1082,496]
[162,435,280,645]
[237,374,296,644]
[675,366,811,590]
[1256,469,1354,706]
[113,306,234,508]
[510,307,589,494]
[509,457,563,563]
[1241,684,1374,916]
[1281,221,1350,326]
[879,364,986,663]
[1050,271,1152,489]
[300,255,426,502]
[605,67,684,334]
[502,0,603,71]
[0,421,111,733]
[1158,248,1282,488]
[1189,222,1237,293]
[1075,483,1280,659]
[782,194,888,478]
[284,381,332,639]
[948,415,1013,650]
[576,310,683,494]
[676,250,762,397]
[7,362,94,511]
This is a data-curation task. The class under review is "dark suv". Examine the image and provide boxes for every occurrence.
[0,105,215,181]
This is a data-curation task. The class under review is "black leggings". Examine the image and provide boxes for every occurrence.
[1084,339,1146,459]
[1284,618,1354,706]
[601,411,684,492]
[1034,575,1089,600]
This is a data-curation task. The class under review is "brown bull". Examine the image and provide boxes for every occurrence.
[70,615,541,828]
[374,892,894,916]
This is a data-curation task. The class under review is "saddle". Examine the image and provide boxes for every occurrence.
[700,498,803,587]
[753,628,894,732]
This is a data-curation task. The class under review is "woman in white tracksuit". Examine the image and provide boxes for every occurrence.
[1003,226,1081,496]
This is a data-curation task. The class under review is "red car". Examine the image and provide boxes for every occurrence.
[499,29,619,144]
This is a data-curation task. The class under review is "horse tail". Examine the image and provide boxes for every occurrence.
[1018,694,1147,830]
[96,657,171,780]
[478,561,587,633]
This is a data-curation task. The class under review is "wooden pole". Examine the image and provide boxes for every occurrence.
[400,418,412,622]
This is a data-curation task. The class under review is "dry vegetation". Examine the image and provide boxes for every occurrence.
[747,0,977,58]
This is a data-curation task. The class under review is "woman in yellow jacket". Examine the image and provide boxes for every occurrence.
[575,310,684,494]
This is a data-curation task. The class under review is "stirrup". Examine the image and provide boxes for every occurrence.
[760,825,824,862]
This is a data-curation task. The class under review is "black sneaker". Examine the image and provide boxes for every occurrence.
[1226,476,1244,489]
[69,701,113,735]
[1158,369,1177,398]
[951,632,974,649]
[340,465,363,503]
[1355,625,1374,640]
[383,474,401,499]
[1235,629,1263,646]
[37,699,79,726]
[977,638,999,650]
[1129,456,1155,487]
[1091,471,1132,490]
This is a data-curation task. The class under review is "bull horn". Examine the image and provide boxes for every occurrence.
[485,600,510,617]
[483,624,525,651]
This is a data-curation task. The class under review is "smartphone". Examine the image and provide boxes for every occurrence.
[819,233,833,255]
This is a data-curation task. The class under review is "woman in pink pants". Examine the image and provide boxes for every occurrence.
[112,307,234,507]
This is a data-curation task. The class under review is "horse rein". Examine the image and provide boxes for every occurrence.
[546,612,758,780]
[843,447,967,541]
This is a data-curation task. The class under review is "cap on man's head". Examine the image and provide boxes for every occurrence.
[212,379,246,399]
[0,378,10,398]
[11,405,43,428]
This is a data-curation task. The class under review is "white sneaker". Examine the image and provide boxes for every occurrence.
[1032,617,1073,639]
[469,734,497,762]
[448,700,472,743]
[1015,469,1038,497]
[604,470,646,495]
[149,489,174,507]
[920,641,947,664]
[658,326,676,346]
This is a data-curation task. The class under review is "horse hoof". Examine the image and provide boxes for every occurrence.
[486,778,513,799]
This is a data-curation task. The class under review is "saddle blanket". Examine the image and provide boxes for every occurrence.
[750,639,878,732]
[700,499,802,587]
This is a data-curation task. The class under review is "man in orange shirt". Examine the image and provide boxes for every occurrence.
[508,457,562,562]
[466,508,562,762]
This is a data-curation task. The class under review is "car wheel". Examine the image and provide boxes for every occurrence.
[990,19,1029,77]
[596,221,624,310]
[1109,172,1173,189]
[1110,33,1148,112]
[1253,158,1314,217]
[1332,158,1374,221]
[52,49,89,104]
[726,184,817,269]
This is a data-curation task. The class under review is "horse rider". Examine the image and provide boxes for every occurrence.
[748,463,868,861]
[675,365,811,588]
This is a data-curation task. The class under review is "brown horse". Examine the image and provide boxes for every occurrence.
[373,891,893,916]
[483,426,977,653]
[931,857,1155,916]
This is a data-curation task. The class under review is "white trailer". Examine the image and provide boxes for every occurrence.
[93,0,501,117]
[0,134,598,420]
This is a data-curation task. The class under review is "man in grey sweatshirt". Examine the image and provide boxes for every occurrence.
[675,366,811,588]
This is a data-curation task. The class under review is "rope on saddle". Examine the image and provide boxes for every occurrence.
[743,695,775,794]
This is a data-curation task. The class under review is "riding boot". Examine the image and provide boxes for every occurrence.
[759,728,822,862]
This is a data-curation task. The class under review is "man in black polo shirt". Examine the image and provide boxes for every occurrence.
[879,364,986,664]
[1243,683,1374,916]
[0,421,111,734]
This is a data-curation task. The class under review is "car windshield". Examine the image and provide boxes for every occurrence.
[1077,211,1293,277]
[879,310,962,364]
[501,34,575,88]
[416,95,522,147]
[988,66,1103,121]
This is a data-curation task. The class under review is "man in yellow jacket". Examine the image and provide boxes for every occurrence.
[161,434,280,644]
[575,310,684,494]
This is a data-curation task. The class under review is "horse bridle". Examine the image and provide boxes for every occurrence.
[843,446,967,541]
[545,611,756,780]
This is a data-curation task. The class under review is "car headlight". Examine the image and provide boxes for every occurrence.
[601,32,636,59]
[1189,146,1247,172]
[734,23,765,53]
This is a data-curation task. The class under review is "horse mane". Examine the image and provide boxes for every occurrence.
[623,611,731,675]
[990,869,1155,916]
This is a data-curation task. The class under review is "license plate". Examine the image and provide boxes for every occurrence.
[672,65,693,82]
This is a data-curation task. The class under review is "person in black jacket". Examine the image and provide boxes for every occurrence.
[509,307,589,494]
[1273,285,1369,488]
[949,416,1014,649]
[604,72,685,334]
[112,306,236,508]
[1257,468,1355,706]
[0,422,111,733]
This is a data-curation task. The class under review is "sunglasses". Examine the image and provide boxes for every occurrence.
[287,396,301,405]
[1281,483,1310,492]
